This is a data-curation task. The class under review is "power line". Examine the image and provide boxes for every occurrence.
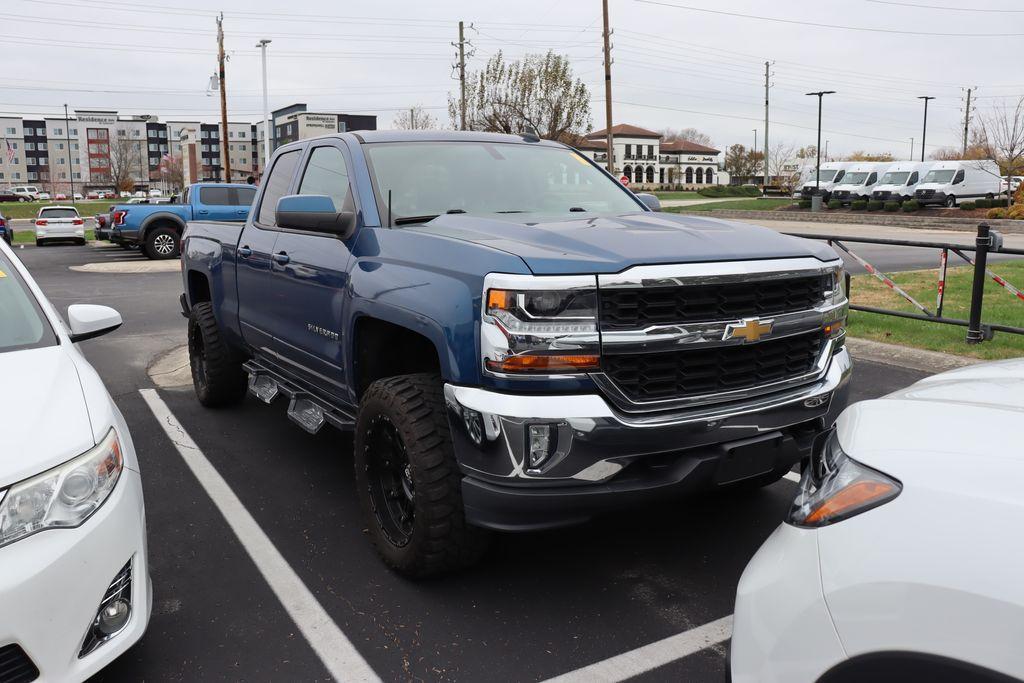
[634,0,1024,36]
[865,0,1024,11]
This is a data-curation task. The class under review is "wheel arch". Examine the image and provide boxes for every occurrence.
[139,212,186,240]
[350,314,449,400]
[818,652,1019,683]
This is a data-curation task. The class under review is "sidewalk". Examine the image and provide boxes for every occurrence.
[732,218,1024,250]
[675,208,1024,234]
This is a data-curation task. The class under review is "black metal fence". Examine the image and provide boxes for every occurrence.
[787,223,1024,344]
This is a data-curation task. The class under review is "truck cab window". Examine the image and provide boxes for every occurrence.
[199,187,232,205]
[298,146,353,213]
[257,150,301,226]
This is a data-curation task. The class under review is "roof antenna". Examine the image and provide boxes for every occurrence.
[387,190,392,228]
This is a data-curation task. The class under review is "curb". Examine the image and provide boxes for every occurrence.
[845,337,982,374]
[671,209,1024,234]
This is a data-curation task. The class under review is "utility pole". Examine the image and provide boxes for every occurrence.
[217,13,231,183]
[63,103,75,204]
[410,107,416,129]
[918,95,935,163]
[602,0,615,174]
[764,60,770,188]
[458,21,467,131]
[962,87,974,157]
[910,137,914,161]
[752,129,757,158]
[257,39,271,178]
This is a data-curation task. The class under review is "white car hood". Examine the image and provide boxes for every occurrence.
[0,345,95,487]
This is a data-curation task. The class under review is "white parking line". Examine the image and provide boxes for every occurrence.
[140,389,381,683]
[542,615,733,683]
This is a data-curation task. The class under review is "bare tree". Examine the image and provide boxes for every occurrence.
[844,151,895,162]
[767,142,799,191]
[658,127,713,147]
[393,105,439,130]
[978,97,1024,207]
[161,154,184,192]
[109,136,143,192]
[451,51,591,140]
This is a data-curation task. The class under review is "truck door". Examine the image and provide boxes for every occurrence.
[265,142,356,398]
[195,185,253,221]
[235,149,301,354]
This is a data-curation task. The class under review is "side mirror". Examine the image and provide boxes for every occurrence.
[68,304,122,343]
[635,192,662,212]
[276,195,356,238]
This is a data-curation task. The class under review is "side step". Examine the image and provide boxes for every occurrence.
[243,360,356,434]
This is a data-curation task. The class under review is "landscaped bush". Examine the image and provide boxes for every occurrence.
[798,199,812,209]
[851,200,867,211]
[987,207,1008,219]
[698,185,762,198]
[1008,204,1024,220]
[974,198,991,209]
[867,200,884,212]
[901,200,920,212]
[960,201,976,211]
[827,199,842,210]
[884,201,900,212]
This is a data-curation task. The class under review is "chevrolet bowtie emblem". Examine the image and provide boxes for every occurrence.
[724,318,774,343]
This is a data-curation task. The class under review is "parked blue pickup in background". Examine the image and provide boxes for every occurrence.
[180,130,852,577]
[110,182,256,259]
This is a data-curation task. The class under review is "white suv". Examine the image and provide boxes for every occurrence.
[35,205,85,246]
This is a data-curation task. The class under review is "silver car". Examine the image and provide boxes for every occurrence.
[35,205,86,246]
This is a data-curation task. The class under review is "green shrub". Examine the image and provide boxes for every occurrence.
[974,198,991,209]
[901,199,920,212]
[884,201,900,212]
[850,200,867,211]
[827,199,842,210]
[867,200,884,212]
[960,201,976,211]
[798,199,812,209]
[698,185,762,199]
[987,207,1008,219]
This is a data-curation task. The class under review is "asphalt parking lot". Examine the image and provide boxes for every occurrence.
[17,241,931,682]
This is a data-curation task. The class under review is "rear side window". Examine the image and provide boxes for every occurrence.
[39,208,78,219]
[257,150,301,226]
[199,187,232,205]
[236,187,256,206]
[297,146,353,212]
[0,252,57,353]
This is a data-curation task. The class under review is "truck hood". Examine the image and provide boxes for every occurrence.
[408,212,837,274]
[0,346,95,487]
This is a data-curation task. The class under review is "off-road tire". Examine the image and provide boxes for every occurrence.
[188,302,246,407]
[354,373,489,577]
[143,226,180,260]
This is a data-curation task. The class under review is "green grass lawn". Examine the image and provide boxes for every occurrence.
[847,261,1024,360]
[0,200,114,219]
[664,198,795,212]
[652,191,703,201]
[12,229,95,244]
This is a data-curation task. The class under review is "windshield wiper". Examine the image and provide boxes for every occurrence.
[393,209,466,225]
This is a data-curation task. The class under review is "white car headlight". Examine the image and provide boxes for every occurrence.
[0,429,123,549]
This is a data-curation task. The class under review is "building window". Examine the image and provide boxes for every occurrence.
[239,131,246,139]
[74,172,82,179]
[25,142,35,151]
[58,158,66,165]
[13,172,21,179]
[696,167,704,184]
[705,167,714,184]
[648,145,654,157]
[659,167,665,184]
[622,165,633,183]
[70,128,78,135]
[149,143,158,151]
[5,127,15,135]
[38,142,46,151]
[54,127,63,135]
[685,167,693,184]
[57,142,64,150]
[117,129,126,137]
[159,130,166,138]
[625,144,632,159]
[28,172,37,180]
[133,129,141,137]
[148,129,157,138]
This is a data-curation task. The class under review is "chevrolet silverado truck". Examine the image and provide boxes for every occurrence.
[180,131,852,577]
[109,182,256,259]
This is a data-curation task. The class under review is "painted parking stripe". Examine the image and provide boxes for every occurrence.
[542,615,733,683]
[140,389,381,683]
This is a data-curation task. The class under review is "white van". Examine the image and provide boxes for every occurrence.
[871,162,933,203]
[798,162,854,201]
[914,160,1003,207]
[831,162,893,204]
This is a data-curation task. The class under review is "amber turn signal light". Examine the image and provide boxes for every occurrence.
[803,480,896,526]
[485,354,600,373]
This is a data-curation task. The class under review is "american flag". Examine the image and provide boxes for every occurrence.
[4,140,13,164]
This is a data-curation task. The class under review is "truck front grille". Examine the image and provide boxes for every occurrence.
[599,275,829,330]
[602,331,824,403]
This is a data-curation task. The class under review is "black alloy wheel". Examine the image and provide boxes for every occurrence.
[364,415,416,547]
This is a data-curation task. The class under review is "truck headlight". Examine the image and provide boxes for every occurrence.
[0,429,123,549]
[788,430,901,528]
[481,274,599,375]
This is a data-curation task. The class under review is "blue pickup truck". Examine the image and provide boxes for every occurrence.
[180,130,852,577]
[109,182,256,259]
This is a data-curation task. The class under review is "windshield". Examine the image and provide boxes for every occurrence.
[923,169,956,184]
[812,169,838,182]
[881,171,910,185]
[0,252,57,353]
[364,141,642,225]
[39,208,79,219]
[842,172,869,185]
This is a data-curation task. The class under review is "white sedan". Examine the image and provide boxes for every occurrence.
[731,359,1024,683]
[0,241,151,680]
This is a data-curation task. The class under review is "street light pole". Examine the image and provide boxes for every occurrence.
[918,96,935,162]
[805,91,836,194]
[257,39,271,178]
[63,103,75,204]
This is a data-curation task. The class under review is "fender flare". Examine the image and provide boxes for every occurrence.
[138,212,187,242]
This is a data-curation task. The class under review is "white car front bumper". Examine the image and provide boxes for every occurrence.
[0,468,151,682]
[731,523,846,683]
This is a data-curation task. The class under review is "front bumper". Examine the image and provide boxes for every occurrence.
[730,523,846,683]
[0,469,152,682]
[445,348,852,531]
[915,191,944,205]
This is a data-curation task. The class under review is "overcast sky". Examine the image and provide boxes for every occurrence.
[2,0,1021,158]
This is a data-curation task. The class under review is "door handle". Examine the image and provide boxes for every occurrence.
[236,209,247,214]
[197,209,209,214]
[272,251,290,265]
[238,245,252,258]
